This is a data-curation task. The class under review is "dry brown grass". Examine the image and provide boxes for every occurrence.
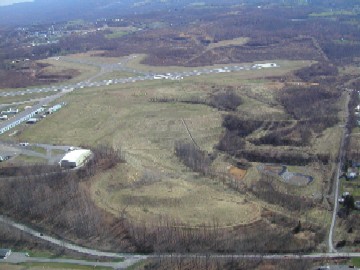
[206,37,250,50]
[91,164,261,227]
[12,58,329,230]
[37,58,99,84]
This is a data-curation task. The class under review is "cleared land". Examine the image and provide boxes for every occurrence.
[36,58,99,85]
[125,54,314,73]
[0,92,54,105]
[92,166,261,227]
[12,58,325,228]
[206,37,250,50]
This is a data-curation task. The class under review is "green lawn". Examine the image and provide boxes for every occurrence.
[105,30,129,39]
[352,258,360,267]
[13,154,47,164]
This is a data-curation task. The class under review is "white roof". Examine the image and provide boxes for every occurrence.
[61,149,91,163]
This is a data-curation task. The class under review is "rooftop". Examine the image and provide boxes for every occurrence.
[61,149,91,163]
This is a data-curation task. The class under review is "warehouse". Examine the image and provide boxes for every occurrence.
[59,149,92,169]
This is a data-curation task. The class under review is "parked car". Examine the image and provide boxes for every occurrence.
[19,142,29,147]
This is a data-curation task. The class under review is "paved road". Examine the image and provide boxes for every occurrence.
[0,91,66,134]
[0,141,72,165]
[3,252,145,270]
[59,55,143,82]
[0,214,147,269]
[1,214,360,263]
[328,92,350,253]
[3,213,360,269]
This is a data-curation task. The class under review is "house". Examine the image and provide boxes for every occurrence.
[348,172,357,179]
[0,249,11,259]
[347,168,357,179]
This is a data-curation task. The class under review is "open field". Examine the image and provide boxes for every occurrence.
[105,26,137,39]
[125,55,314,74]
[0,92,54,105]
[36,58,99,85]
[10,58,337,241]
[12,154,47,164]
[95,71,140,81]
[92,165,261,227]
[10,68,293,227]
[206,37,250,50]
[62,51,123,65]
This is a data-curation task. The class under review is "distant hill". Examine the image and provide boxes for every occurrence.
[0,0,131,25]
[0,0,232,26]
[1,0,356,26]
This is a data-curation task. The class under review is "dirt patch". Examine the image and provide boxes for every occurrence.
[228,166,247,180]
[281,171,313,186]
[0,62,80,89]
[258,164,313,186]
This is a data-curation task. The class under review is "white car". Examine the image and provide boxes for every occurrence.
[19,142,30,147]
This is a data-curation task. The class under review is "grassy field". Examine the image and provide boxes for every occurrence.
[62,51,122,65]
[12,57,330,228]
[310,10,359,17]
[125,55,314,73]
[0,92,54,104]
[37,58,99,85]
[95,71,140,81]
[92,165,261,227]
[12,154,47,164]
[10,72,264,226]
[104,27,137,39]
[206,37,250,50]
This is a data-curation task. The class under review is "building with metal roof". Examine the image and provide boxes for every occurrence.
[59,149,92,169]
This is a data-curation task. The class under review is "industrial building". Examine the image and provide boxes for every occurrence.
[59,149,92,169]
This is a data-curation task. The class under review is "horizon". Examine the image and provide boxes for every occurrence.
[0,0,34,6]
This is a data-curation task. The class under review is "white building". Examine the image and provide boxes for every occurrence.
[59,149,92,169]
